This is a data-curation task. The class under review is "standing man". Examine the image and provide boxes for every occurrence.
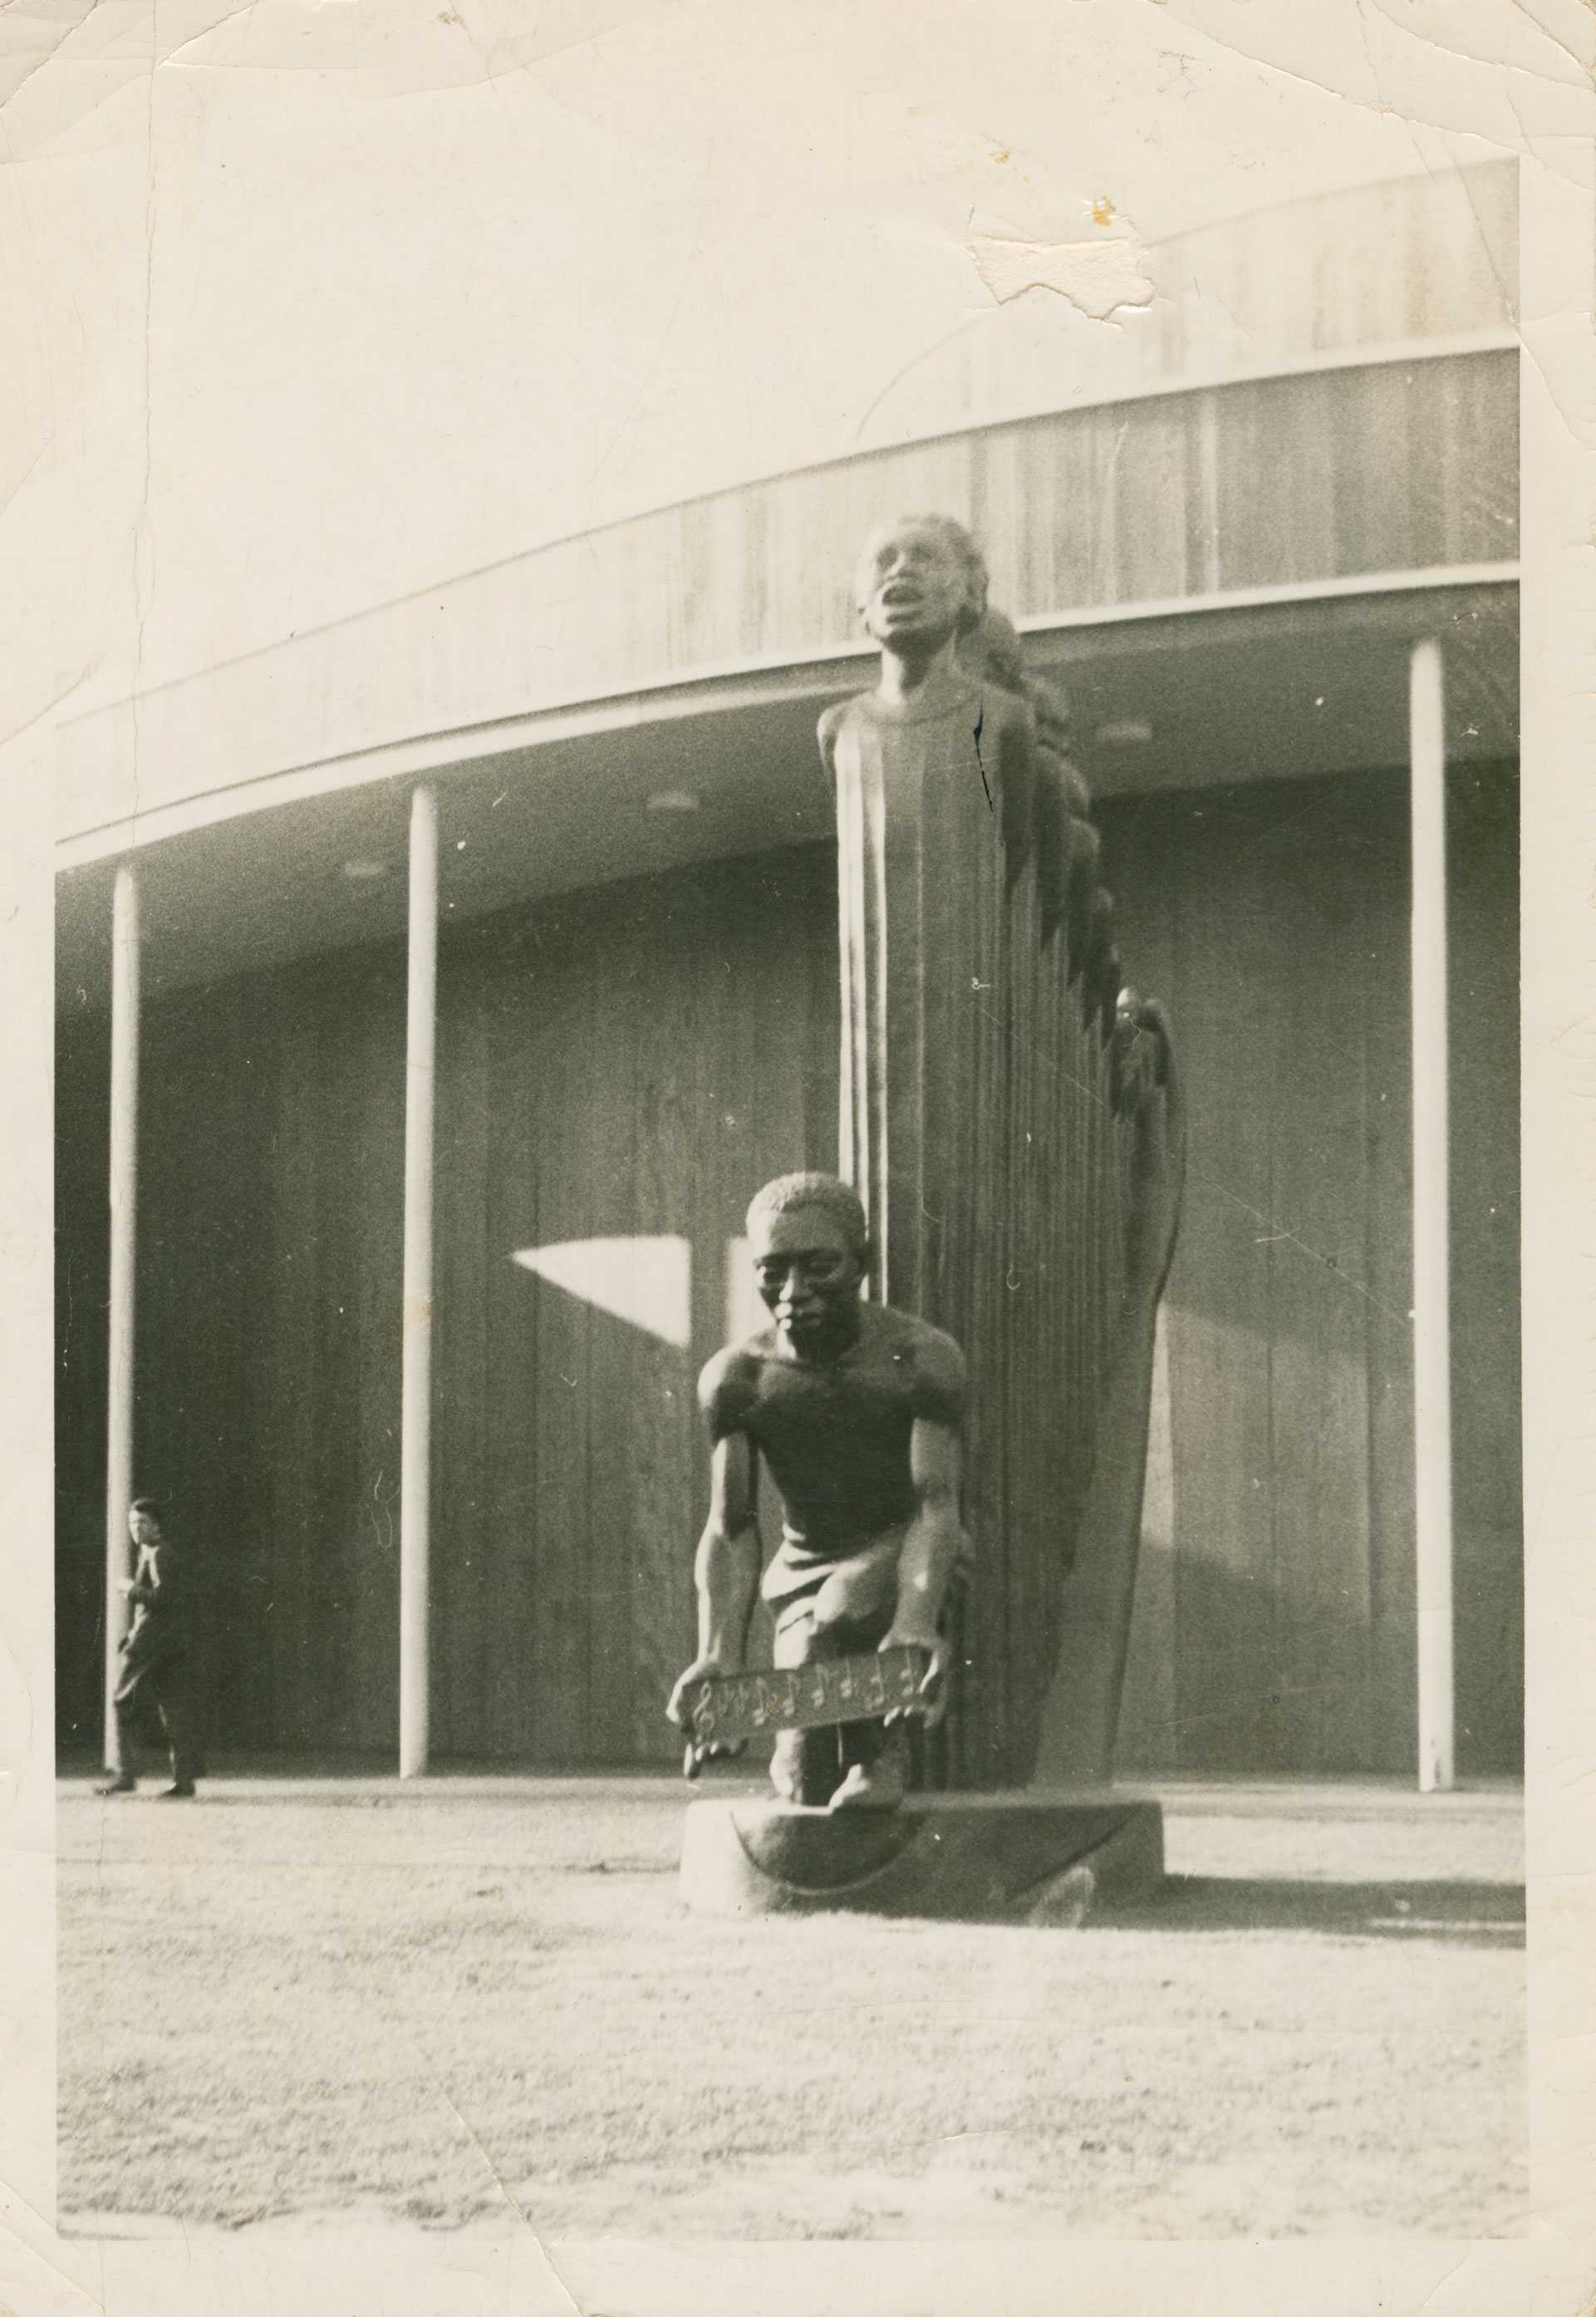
[667,1173,970,1810]
[96,1497,200,1800]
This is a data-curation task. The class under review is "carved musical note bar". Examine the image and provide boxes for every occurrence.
[680,1646,931,1752]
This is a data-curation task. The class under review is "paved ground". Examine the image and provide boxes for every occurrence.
[57,1769,1525,2241]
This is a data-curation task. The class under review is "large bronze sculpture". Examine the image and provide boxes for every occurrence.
[672,513,1183,1899]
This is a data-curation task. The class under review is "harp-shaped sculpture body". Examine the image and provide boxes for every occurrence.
[823,548,1184,1788]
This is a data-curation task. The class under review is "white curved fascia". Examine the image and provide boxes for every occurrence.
[56,563,1519,873]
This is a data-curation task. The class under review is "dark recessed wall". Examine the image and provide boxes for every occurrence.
[1099,763,1521,1777]
[56,840,839,1764]
[56,766,1522,1778]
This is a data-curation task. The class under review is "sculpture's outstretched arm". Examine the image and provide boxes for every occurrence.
[1119,994,1186,1309]
[881,1417,968,1730]
[667,1424,761,1768]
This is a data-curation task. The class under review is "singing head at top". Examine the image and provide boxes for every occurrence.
[852,514,988,657]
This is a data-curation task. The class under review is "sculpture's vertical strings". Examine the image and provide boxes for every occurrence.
[827,534,1176,1790]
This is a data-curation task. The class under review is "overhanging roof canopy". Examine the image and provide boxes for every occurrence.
[56,578,1518,1013]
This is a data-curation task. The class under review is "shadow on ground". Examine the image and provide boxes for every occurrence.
[1137,1875,1523,1944]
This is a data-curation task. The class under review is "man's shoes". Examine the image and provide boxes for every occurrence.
[155,1783,197,1800]
[93,1774,136,1796]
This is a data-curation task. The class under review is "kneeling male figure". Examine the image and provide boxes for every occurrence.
[667,1173,970,1810]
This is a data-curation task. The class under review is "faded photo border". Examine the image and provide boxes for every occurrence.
[2,7,1594,2313]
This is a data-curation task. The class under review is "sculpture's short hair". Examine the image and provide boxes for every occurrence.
[853,513,990,634]
[745,1172,868,1253]
[129,1494,165,1523]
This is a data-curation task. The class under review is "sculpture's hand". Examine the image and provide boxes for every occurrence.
[879,1626,952,1730]
[666,1653,748,1774]
[1117,991,1186,1306]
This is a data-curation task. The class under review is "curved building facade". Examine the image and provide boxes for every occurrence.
[56,160,1520,1779]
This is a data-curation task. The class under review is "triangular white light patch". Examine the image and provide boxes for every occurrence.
[510,1236,692,1350]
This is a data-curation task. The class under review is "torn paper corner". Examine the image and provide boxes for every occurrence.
[965,233,1156,320]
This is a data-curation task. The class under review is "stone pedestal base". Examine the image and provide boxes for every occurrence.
[679,1788,1163,1926]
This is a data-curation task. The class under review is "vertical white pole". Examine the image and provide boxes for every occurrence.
[1409,637,1455,1793]
[399,785,438,1777]
[103,863,140,1770]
